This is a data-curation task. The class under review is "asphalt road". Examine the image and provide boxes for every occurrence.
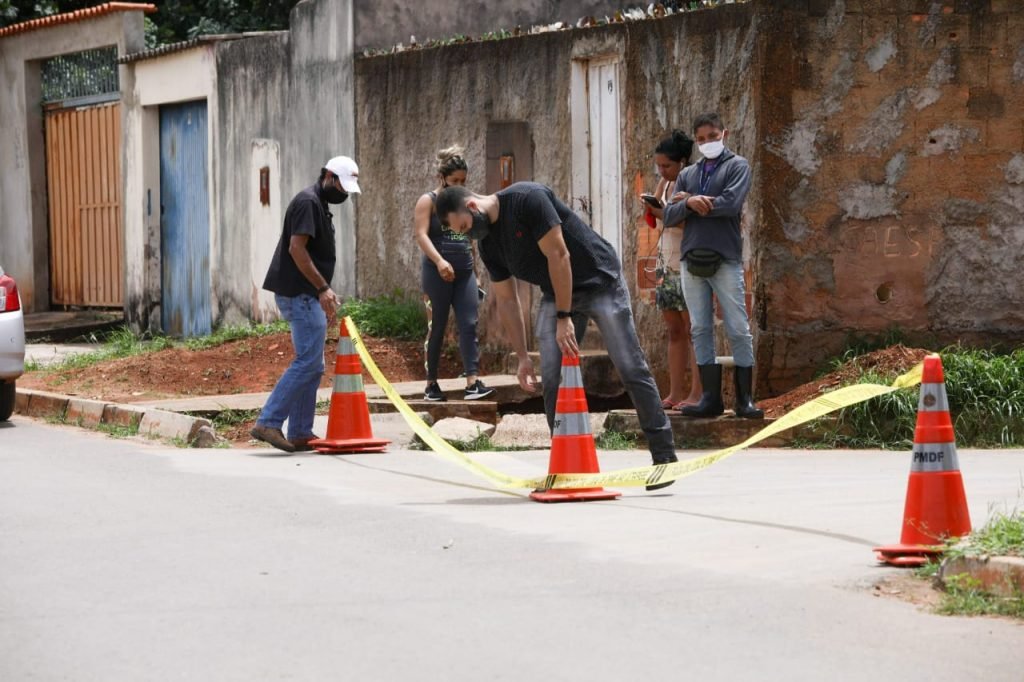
[2,417,1022,681]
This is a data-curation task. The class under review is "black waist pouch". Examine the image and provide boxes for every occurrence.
[684,248,724,278]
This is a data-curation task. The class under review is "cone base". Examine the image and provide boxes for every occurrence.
[873,543,941,567]
[529,488,621,503]
[308,437,390,454]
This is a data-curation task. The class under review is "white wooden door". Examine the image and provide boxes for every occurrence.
[570,56,622,259]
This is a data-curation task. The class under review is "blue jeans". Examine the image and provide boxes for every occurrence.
[680,259,754,366]
[537,277,676,462]
[256,294,327,439]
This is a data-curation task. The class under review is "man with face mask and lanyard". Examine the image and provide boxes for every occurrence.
[251,156,360,453]
[435,181,679,491]
[652,112,763,420]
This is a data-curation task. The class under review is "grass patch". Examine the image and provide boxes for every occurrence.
[34,321,290,375]
[936,573,1024,618]
[340,290,427,340]
[448,432,530,452]
[812,345,1024,449]
[197,408,260,431]
[947,508,1024,559]
[595,429,640,450]
[909,508,1024,619]
[95,421,140,439]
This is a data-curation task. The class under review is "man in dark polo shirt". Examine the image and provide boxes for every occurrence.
[436,182,678,490]
[251,156,361,453]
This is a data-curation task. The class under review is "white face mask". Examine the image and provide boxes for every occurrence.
[698,139,725,159]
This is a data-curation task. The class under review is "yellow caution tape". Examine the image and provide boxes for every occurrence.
[344,317,924,491]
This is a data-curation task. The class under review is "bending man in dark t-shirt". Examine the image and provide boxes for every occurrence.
[436,182,678,490]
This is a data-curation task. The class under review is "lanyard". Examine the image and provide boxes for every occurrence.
[698,160,719,194]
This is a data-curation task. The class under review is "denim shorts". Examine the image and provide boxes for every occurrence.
[655,267,687,312]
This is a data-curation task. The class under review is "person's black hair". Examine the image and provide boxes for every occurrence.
[436,145,469,178]
[318,168,335,182]
[435,186,473,226]
[654,129,693,163]
[692,112,725,133]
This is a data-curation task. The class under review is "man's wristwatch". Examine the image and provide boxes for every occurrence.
[556,310,573,319]
[316,284,330,295]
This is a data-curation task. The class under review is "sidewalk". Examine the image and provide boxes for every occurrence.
[133,374,535,413]
[25,343,101,367]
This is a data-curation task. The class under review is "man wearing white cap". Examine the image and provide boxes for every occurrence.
[251,156,361,452]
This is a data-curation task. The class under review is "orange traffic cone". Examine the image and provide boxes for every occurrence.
[530,354,621,503]
[308,322,390,454]
[874,354,971,566]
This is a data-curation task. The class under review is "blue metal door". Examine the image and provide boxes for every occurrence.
[159,100,211,337]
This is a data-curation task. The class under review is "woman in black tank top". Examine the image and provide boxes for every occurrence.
[413,146,493,402]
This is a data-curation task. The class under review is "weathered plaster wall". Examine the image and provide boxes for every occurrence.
[214,33,289,326]
[354,0,632,51]
[757,0,1024,393]
[354,3,759,388]
[0,12,145,311]
[124,47,218,332]
[123,0,355,332]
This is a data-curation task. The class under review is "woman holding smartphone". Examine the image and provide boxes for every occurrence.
[643,130,702,409]
[413,146,494,402]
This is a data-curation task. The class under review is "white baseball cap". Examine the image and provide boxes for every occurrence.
[324,155,361,194]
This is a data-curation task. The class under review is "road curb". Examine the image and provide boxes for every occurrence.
[15,387,214,447]
[939,555,1024,599]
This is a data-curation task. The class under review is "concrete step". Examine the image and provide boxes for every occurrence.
[505,349,624,398]
[24,310,123,342]
[367,398,499,425]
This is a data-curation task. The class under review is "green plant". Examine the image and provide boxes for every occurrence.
[812,346,1024,449]
[340,291,427,340]
[595,429,639,450]
[937,573,1024,618]
[946,508,1024,559]
[197,408,260,431]
[96,422,139,439]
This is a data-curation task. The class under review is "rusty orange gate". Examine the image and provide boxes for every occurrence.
[44,101,124,307]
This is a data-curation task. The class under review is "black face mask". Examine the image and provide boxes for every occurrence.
[321,181,349,205]
[466,210,490,241]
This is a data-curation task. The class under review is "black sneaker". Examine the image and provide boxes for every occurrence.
[464,380,495,401]
[424,382,447,402]
[646,452,678,491]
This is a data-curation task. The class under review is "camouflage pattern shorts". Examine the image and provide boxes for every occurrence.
[655,267,687,312]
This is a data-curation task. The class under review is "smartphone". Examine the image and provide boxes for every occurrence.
[640,193,663,208]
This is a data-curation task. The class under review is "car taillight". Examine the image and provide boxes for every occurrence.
[0,276,20,312]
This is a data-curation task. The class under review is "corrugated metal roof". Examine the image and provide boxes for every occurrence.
[118,32,282,64]
[0,2,157,39]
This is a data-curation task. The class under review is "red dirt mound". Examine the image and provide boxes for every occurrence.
[20,332,486,404]
[758,345,931,418]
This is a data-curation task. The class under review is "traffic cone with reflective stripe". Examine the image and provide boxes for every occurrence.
[874,354,971,566]
[308,322,390,454]
[530,354,620,503]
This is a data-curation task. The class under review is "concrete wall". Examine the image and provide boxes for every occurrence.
[0,12,145,311]
[354,0,635,51]
[122,0,356,332]
[354,4,760,387]
[214,33,289,326]
[756,0,1024,393]
[123,47,218,332]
